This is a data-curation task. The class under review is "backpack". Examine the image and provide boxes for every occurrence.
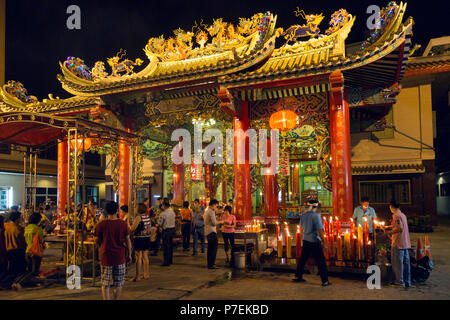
[29,227,43,257]
[134,214,151,237]
[134,221,145,236]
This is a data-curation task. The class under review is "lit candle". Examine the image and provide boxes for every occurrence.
[357,224,363,261]
[372,219,378,251]
[335,216,341,236]
[296,226,302,259]
[277,236,283,258]
[329,216,333,238]
[352,234,357,261]
[337,232,343,261]
[329,217,335,260]
[322,217,328,238]
[276,221,281,239]
[363,217,370,261]
[323,234,329,260]
[285,225,292,258]
[344,230,351,260]
[366,240,372,263]
[350,217,355,239]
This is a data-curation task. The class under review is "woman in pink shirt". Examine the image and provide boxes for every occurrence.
[220,206,236,264]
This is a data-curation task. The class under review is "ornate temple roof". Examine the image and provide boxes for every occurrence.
[0,81,101,114]
[57,12,278,97]
[404,54,450,77]
[221,2,412,90]
[0,2,414,114]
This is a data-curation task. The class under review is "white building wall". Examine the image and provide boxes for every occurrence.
[351,84,435,164]
[0,172,105,209]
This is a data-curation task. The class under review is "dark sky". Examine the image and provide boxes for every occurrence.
[5,0,448,99]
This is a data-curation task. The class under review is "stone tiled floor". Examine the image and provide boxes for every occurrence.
[0,218,449,300]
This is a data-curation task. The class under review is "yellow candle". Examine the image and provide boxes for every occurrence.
[286,236,292,258]
[357,224,363,261]
[337,234,343,260]
[344,231,350,260]
[277,238,283,258]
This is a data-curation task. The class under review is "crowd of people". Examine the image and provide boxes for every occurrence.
[0,194,414,298]
[94,197,236,299]
[0,206,46,291]
[292,197,412,289]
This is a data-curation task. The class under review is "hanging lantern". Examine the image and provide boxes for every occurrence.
[70,136,92,152]
[269,110,298,131]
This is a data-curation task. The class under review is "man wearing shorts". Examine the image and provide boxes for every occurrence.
[95,201,132,300]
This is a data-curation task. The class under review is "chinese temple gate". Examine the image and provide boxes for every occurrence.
[0,2,413,224]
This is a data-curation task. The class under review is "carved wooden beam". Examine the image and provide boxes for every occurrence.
[329,70,344,111]
[218,87,238,117]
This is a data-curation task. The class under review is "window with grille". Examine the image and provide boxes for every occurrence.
[359,180,411,204]
[440,183,450,197]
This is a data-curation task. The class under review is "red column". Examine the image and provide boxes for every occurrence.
[222,181,227,203]
[294,165,299,200]
[264,138,279,222]
[233,101,252,222]
[172,163,184,206]
[329,70,353,220]
[119,141,130,218]
[205,164,214,199]
[172,138,185,207]
[57,139,68,215]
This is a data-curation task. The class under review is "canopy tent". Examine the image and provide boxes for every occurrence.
[0,112,139,149]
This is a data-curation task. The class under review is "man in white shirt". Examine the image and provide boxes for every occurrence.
[158,199,175,266]
[204,199,220,269]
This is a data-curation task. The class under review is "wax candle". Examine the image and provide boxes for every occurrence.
[296,226,302,259]
[337,233,343,261]
[357,224,363,261]
[352,234,357,261]
[284,222,289,246]
[323,234,329,260]
[322,217,328,238]
[367,240,372,263]
[350,218,355,239]
[286,235,292,258]
[363,217,370,261]
[276,221,281,239]
[329,216,333,238]
[277,237,283,258]
[372,219,377,249]
[335,216,341,236]
[344,230,351,260]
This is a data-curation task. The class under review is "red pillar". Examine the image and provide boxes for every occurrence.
[205,164,214,199]
[329,70,353,220]
[294,165,299,201]
[222,181,227,203]
[264,138,279,222]
[57,139,68,215]
[233,101,252,222]
[172,163,185,206]
[119,141,130,218]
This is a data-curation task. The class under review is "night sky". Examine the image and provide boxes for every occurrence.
[4,0,448,99]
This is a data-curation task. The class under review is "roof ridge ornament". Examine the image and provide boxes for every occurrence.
[144,12,274,62]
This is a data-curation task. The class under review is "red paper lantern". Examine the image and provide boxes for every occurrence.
[70,136,92,152]
[269,110,297,131]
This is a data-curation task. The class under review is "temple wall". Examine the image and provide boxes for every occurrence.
[350,80,437,224]
[351,84,434,163]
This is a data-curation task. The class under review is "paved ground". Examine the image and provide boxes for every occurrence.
[0,217,449,300]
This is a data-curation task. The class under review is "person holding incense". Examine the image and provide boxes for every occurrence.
[384,200,412,288]
[353,196,377,234]
[292,199,331,287]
